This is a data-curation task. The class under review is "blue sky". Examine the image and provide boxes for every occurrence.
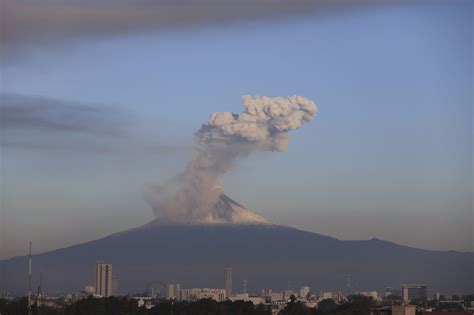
[1,1,472,258]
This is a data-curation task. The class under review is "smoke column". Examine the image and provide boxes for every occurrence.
[147,95,318,223]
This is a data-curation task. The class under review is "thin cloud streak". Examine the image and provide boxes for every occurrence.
[1,93,124,135]
[0,93,188,154]
[2,0,396,50]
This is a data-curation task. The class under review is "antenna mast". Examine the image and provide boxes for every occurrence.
[38,271,43,301]
[243,279,248,294]
[28,242,32,315]
[346,274,351,296]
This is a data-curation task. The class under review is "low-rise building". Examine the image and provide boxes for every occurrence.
[84,286,95,294]
[393,304,417,315]
[300,287,310,299]
[178,288,226,302]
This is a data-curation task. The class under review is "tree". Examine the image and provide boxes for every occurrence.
[255,303,272,315]
[316,299,338,314]
[279,295,311,315]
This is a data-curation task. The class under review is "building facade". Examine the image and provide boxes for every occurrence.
[178,288,226,302]
[167,283,181,299]
[299,287,310,299]
[401,284,427,303]
[392,305,417,315]
[95,262,113,297]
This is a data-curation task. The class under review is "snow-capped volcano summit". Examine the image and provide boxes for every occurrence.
[148,194,270,225]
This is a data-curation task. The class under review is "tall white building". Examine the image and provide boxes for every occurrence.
[95,262,113,297]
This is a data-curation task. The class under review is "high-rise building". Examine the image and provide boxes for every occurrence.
[95,262,113,297]
[224,267,232,297]
[401,284,427,303]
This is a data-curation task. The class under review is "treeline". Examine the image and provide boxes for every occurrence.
[2,297,267,315]
[0,295,375,315]
[281,295,374,315]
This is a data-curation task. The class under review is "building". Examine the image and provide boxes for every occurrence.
[320,291,333,300]
[178,288,226,302]
[224,267,232,297]
[318,291,347,304]
[167,284,180,299]
[360,291,378,301]
[392,305,416,315]
[300,287,310,299]
[229,293,249,301]
[268,292,283,302]
[401,284,427,303]
[84,285,95,294]
[283,290,295,301]
[95,262,113,297]
[248,296,265,305]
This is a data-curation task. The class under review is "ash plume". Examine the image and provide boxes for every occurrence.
[146,95,318,223]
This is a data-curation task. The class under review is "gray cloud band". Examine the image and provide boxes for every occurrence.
[0,93,121,135]
[2,0,392,48]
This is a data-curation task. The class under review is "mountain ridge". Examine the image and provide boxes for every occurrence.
[1,222,473,296]
[1,195,472,295]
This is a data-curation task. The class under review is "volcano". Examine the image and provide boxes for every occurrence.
[148,194,270,225]
[1,196,473,296]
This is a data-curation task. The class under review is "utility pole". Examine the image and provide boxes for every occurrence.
[28,242,32,315]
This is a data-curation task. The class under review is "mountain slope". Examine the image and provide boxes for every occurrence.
[1,223,473,296]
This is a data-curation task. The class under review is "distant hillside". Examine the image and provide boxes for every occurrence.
[1,223,472,295]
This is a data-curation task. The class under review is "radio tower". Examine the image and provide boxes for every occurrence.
[28,242,32,315]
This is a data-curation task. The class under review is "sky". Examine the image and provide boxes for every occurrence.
[0,1,472,259]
